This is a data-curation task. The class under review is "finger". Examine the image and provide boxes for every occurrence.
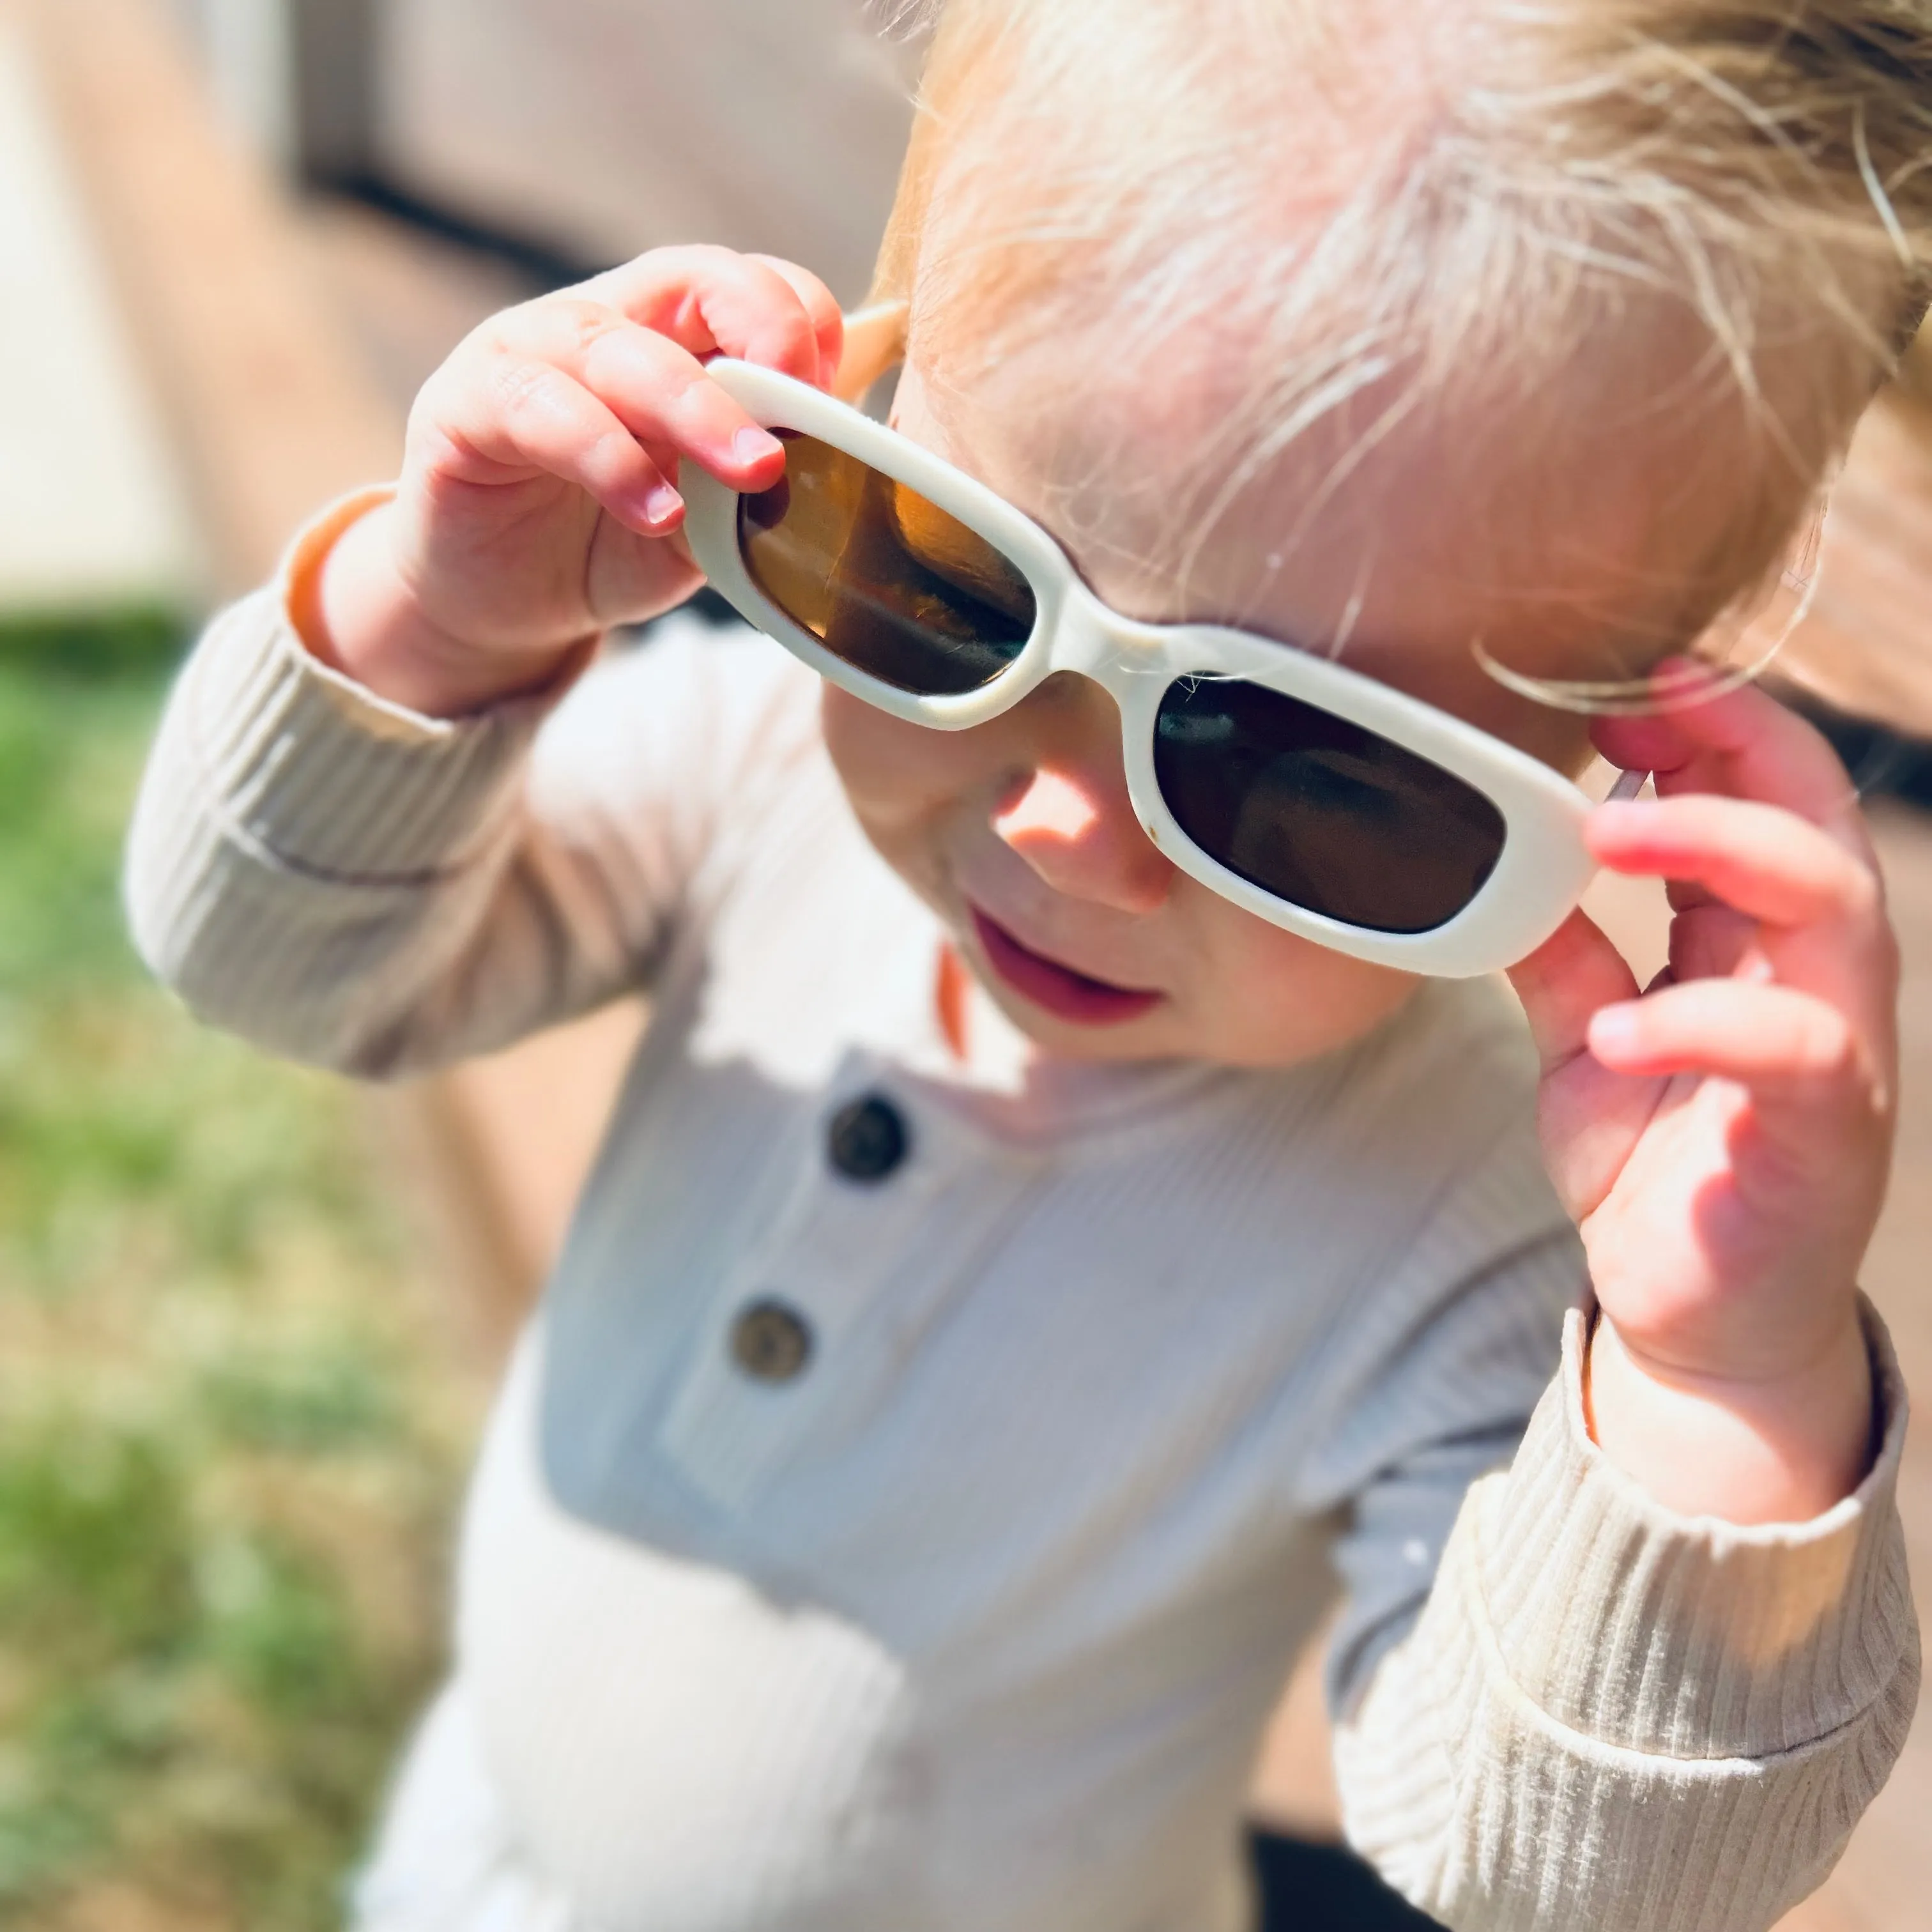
[749,255,846,390]
[573,323,789,491]
[1506,906,1641,1076]
[1592,661,1866,850]
[1586,978,1878,1103]
[1667,901,1761,983]
[1591,708,1701,781]
[1666,877,1722,914]
[1588,795,1882,930]
[581,245,829,384]
[481,302,788,498]
[1658,666,1862,836]
[1506,909,1666,1223]
[426,357,684,533]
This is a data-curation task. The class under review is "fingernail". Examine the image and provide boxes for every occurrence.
[644,484,684,526]
[734,427,784,467]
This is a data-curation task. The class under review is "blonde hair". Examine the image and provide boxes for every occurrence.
[871,1,1932,698]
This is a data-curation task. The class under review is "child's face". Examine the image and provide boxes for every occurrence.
[822,326,1733,1069]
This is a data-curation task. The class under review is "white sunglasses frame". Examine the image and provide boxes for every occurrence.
[682,354,1627,979]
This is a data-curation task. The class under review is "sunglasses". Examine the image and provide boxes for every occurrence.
[682,350,1641,979]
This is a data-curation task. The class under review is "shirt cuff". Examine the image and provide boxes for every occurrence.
[1473,1299,1913,1760]
[176,487,579,882]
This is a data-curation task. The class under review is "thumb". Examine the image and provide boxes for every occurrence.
[1506,907,1639,1078]
[1507,908,1660,1222]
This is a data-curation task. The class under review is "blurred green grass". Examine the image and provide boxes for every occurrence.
[0,637,476,1931]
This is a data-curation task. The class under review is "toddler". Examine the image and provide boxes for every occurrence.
[128,3,1924,1928]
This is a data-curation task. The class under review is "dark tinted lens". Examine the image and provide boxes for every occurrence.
[739,434,1036,696]
[1153,677,1506,934]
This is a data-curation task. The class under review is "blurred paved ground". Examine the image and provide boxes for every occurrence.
[1759,808,1932,1932]
[379,0,917,304]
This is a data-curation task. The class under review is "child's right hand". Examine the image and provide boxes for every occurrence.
[300,247,844,716]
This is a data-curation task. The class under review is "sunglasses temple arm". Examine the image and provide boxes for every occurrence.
[833,301,911,405]
[1606,767,1651,803]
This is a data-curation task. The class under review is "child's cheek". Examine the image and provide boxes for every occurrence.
[823,685,940,822]
[820,683,996,857]
[1196,892,1421,1066]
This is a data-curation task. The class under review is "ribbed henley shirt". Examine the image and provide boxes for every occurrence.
[125,498,1919,1932]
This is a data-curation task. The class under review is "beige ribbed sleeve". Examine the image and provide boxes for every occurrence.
[1337,1303,1919,1932]
[125,497,815,1078]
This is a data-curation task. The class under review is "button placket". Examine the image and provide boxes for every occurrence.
[657,1062,953,1509]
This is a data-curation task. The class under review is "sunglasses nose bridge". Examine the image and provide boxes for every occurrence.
[1048,586,1169,691]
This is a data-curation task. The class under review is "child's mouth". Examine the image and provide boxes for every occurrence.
[968,908,1164,1027]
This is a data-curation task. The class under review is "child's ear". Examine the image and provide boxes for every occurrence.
[835,301,911,404]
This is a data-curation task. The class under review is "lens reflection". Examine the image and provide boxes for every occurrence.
[739,436,1036,696]
[1153,675,1507,933]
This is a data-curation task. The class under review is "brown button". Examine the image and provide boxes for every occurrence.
[730,1299,814,1384]
[827,1094,910,1184]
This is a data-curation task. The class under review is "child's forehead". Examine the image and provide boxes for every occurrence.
[882,0,1880,765]
[898,324,1752,769]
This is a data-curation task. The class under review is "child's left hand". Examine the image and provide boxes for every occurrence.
[1508,666,1897,1524]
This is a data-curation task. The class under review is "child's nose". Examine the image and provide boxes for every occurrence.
[991,698,1175,917]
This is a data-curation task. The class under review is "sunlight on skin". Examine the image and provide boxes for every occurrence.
[993,766,1103,852]
[843,335,1882,1528]
[823,345,1726,1075]
[300,214,1885,1530]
